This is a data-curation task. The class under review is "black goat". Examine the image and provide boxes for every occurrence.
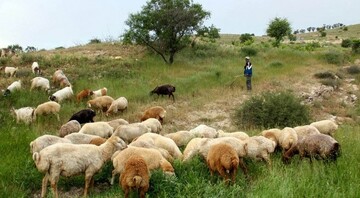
[150,84,176,101]
[69,109,96,124]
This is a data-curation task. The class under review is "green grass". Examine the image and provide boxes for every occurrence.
[1,32,360,197]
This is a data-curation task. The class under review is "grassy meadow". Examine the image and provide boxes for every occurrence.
[1,26,360,197]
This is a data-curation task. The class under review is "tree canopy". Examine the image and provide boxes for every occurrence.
[122,0,216,64]
[266,17,291,47]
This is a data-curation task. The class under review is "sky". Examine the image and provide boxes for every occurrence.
[0,0,359,50]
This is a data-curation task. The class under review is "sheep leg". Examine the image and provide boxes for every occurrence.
[49,175,59,198]
[124,187,130,198]
[139,188,146,198]
[238,158,248,178]
[110,170,118,185]
[41,173,49,198]
[84,173,93,197]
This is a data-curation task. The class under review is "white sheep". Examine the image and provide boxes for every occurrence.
[217,130,249,141]
[245,136,276,166]
[91,87,107,99]
[182,137,247,162]
[189,124,218,138]
[129,132,183,160]
[278,127,298,152]
[58,120,82,137]
[30,77,50,92]
[32,62,41,75]
[261,128,282,147]
[113,123,151,143]
[141,118,162,133]
[293,125,321,138]
[164,130,196,147]
[29,134,72,154]
[111,146,175,185]
[107,118,129,130]
[32,135,127,198]
[11,107,35,124]
[52,69,71,87]
[49,86,73,103]
[3,80,21,96]
[78,121,114,138]
[105,96,128,116]
[4,66,18,77]
[64,132,107,145]
[310,120,338,137]
[33,101,61,121]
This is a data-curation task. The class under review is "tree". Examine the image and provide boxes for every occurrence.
[25,46,37,52]
[122,0,215,64]
[266,17,291,47]
[239,33,254,44]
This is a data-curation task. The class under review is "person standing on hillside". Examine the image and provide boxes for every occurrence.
[244,56,253,91]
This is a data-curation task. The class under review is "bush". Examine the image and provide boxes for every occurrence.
[341,39,353,48]
[239,33,254,44]
[233,91,310,129]
[347,65,360,74]
[320,31,327,37]
[89,38,101,44]
[240,46,258,57]
[319,79,341,89]
[305,42,321,51]
[352,40,360,54]
[322,51,344,65]
[314,71,336,79]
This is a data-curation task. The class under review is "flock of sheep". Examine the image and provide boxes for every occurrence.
[1,62,341,198]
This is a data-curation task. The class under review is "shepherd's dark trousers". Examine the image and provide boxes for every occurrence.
[246,76,252,91]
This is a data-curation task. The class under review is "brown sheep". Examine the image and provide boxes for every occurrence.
[76,89,93,102]
[282,134,340,164]
[120,155,150,198]
[206,143,241,184]
[140,106,166,123]
[87,96,114,113]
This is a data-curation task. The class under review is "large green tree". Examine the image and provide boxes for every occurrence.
[122,0,215,64]
[266,17,291,47]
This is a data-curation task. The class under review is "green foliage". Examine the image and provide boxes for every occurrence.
[314,71,337,79]
[240,46,258,57]
[320,31,327,37]
[196,24,221,43]
[123,0,214,64]
[322,51,344,65]
[319,78,341,89]
[341,39,353,48]
[266,17,292,47]
[89,38,102,44]
[352,39,360,53]
[239,33,254,44]
[19,53,46,66]
[268,61,284,68]
[288,34,296,41]
[305,42,321,51]
[234,91,310,129]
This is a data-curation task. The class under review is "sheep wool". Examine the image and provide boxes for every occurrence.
[33,101,61,121]
[310,120,338,137]
[78,121,114,138]
[11,107,35,124]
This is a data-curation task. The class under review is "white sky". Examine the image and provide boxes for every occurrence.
[0,0,359,50]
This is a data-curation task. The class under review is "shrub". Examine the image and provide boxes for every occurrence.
[322,51,344,65]
[233,91,310,129]
[341,39,353,48]
[240,46,258,57]
[320,31,327,37]
[352,40,360,54]
[319,79,341,89]
[239,33,254,44]
[347,65,360,74]
[314,71,336,79]
[305,42,321,51]
[89,38,101,44]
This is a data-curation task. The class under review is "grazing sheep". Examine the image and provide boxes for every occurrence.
[76,89,93,102]
[293,125,321,138]
[32,62,41,75]
[261,128,282,147]
[52,69,71,87]
[30,77,50,93]
[4,66,18,77]
[245,136,276,166]
[206,143,240,184]
[150,84,176,101]
[278,127,298,152]
[189,124,219,138]
[68,109,96,124]
[91,87,107,99]
[58,120,82,137]
[78,121,114,138]
[120,155,150,198]
[310,120,338,137]
[3,80,21,96]
[113,123,151,144]
[106,96,128,116]
[64,132,107,146]
[87,95,114,113]
[29,134,72,154]
[49,86,74,103]
[217,130,249,141]
[129,133,183,160]
[140,106,166,123]
[107,118,129,130]
[141,118,162,133]
[32,135,127,198]
[111,146,174,185]
[33,101,61,121]
[282,134,341,163]
[11,107,35,124]
[164,130,196,147]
